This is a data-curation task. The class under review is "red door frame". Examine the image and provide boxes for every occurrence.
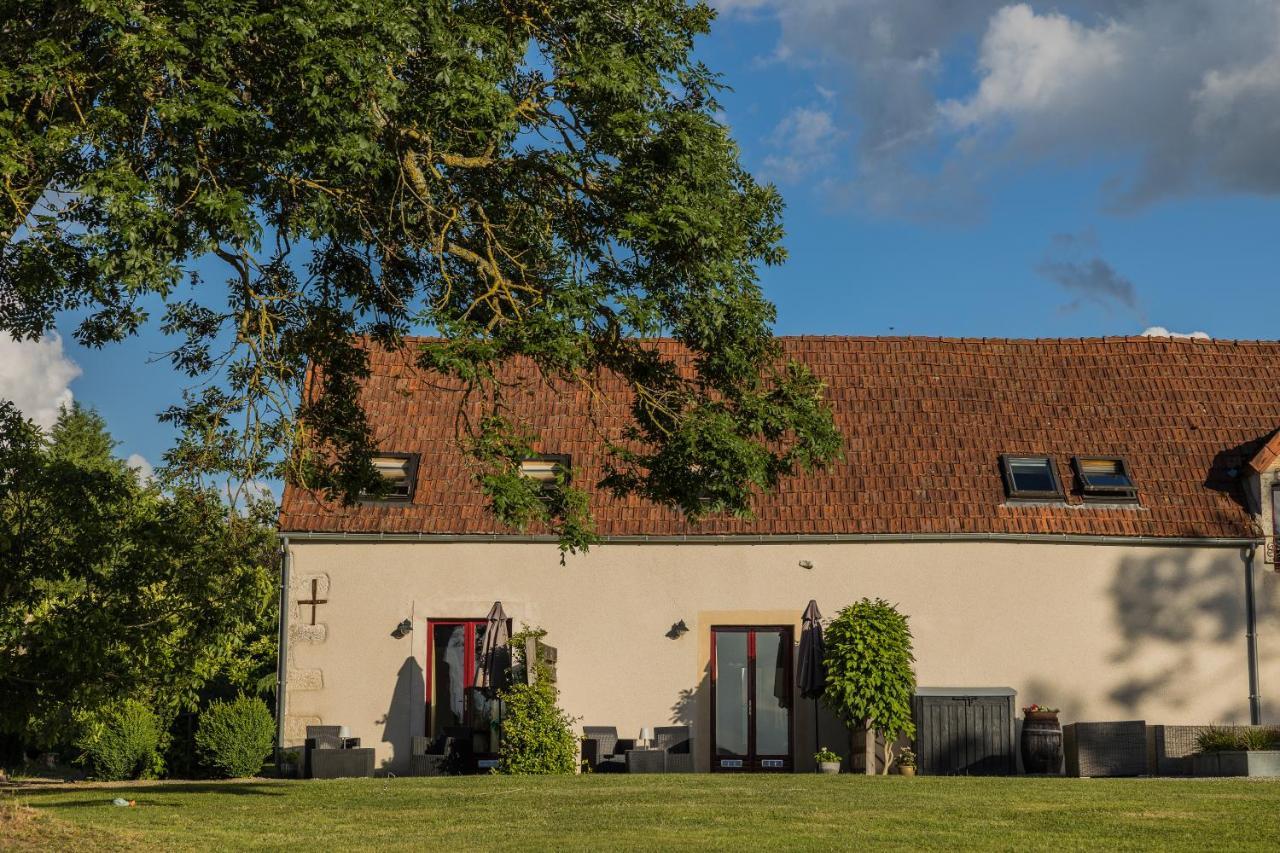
[424,618,486,739]
[710,625,795,772]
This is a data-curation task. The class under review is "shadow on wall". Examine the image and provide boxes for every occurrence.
[1022,676,1085,723]
[1107,548,1245,714]
[378,657,424,771]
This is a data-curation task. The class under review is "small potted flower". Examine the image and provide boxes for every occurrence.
[1021,703,1060,722]
[814,747,842,774]
[896,747,918,777]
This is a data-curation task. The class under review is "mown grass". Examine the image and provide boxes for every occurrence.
[6,775,1280,851]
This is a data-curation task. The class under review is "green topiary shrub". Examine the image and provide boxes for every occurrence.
[822,598,917,775]
[194,694,274,778]
[495,628,578,775]
[77,699,166,781]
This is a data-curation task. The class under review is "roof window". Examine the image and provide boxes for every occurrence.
[1072,456,1138,502]
[362,452,418,501]
[519,454,570,488]
[1000,455,1064,501]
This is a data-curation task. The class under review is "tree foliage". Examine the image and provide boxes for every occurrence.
[822,598,916,774]
[0,401,278,749]
[0,1,841,552]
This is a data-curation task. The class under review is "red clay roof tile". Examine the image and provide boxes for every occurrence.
[279,336,1280,539]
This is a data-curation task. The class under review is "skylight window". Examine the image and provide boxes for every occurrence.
[363,452,418,501]
[1072,457,1138,502]
[519,454,570,488]
[1000,455,1064,500]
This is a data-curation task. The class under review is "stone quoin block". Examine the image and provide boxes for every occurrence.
[283,714,322,744]
[288,668,324,691]
[290,623,327,644]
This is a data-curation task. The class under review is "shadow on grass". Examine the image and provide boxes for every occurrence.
[22,780,288,809]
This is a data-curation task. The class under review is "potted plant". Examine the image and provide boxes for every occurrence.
[278,749,301,779]
[895,747,917,777]
[1020,704,1063,775]
[814,747,842,775]
[1191,725,1280,777]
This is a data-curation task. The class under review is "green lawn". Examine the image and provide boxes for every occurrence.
[6,775,1280,851]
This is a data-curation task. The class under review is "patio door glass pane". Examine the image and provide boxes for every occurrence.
[714,632,749,757]
[754,629,790,756]
[431,623,468,735]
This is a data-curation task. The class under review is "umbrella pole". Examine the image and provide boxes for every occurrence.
[813,698,820,773]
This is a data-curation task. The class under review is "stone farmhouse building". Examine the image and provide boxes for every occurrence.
[277,336,1280,774]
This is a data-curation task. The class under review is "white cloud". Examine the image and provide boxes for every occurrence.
[718,0,1280,213]
[126,453,155,484]
[941,5,1125,128]
[0,334,81,429]
[1140,326,1210,340]
[762,106,843,183]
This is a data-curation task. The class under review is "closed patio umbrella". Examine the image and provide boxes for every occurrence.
[475,601,511,694]
[475,602,511,752]
[797,600,826,770]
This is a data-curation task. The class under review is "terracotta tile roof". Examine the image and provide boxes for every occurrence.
[1249,431,1280,474]
[279,336,1280,540]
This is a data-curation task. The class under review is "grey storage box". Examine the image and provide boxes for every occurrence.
[912,687,1017,775]
[1064,721,1147,777]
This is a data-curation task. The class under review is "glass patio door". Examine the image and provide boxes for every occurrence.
[427,620,499,756]
[711,626,793,771]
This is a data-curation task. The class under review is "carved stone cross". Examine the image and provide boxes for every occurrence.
[297,578,328,626]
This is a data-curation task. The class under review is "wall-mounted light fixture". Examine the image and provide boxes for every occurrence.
[799,560,814,570]
[666,619,689,639]
[391,618,412,639]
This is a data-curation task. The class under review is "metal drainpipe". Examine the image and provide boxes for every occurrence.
[275,536,292,754]
[1244,544,1261,725]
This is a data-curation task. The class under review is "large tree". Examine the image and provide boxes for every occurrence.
[0,402,277,748]
[0,1,841,550]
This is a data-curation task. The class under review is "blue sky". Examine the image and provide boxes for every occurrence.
[3,0,1278,483]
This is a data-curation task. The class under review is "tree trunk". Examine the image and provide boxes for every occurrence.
[863,717,875,775]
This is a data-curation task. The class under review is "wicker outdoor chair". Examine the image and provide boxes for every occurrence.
[581,726,635,773]
[653,725,693,773]
[408,730,472,776]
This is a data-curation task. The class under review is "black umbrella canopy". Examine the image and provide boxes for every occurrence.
[475,601,512,695]
[797,599,826,699]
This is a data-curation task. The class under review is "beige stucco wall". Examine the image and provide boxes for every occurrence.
[281,539,1280,774]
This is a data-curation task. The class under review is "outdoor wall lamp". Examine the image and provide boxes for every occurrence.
[799,560,814,570]
[391,618,412,639]
[666,619,689,639]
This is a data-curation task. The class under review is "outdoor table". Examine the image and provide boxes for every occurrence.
[625,749,666,774]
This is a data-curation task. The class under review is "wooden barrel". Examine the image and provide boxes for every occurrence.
[1021,712,1063,774]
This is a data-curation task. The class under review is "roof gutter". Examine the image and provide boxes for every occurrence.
[277,530,1260,548]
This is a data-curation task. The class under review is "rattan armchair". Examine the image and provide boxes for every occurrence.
[653,725,693,773]
[581,726,635,773]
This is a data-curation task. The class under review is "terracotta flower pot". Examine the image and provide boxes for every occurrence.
[898,765,916,777]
